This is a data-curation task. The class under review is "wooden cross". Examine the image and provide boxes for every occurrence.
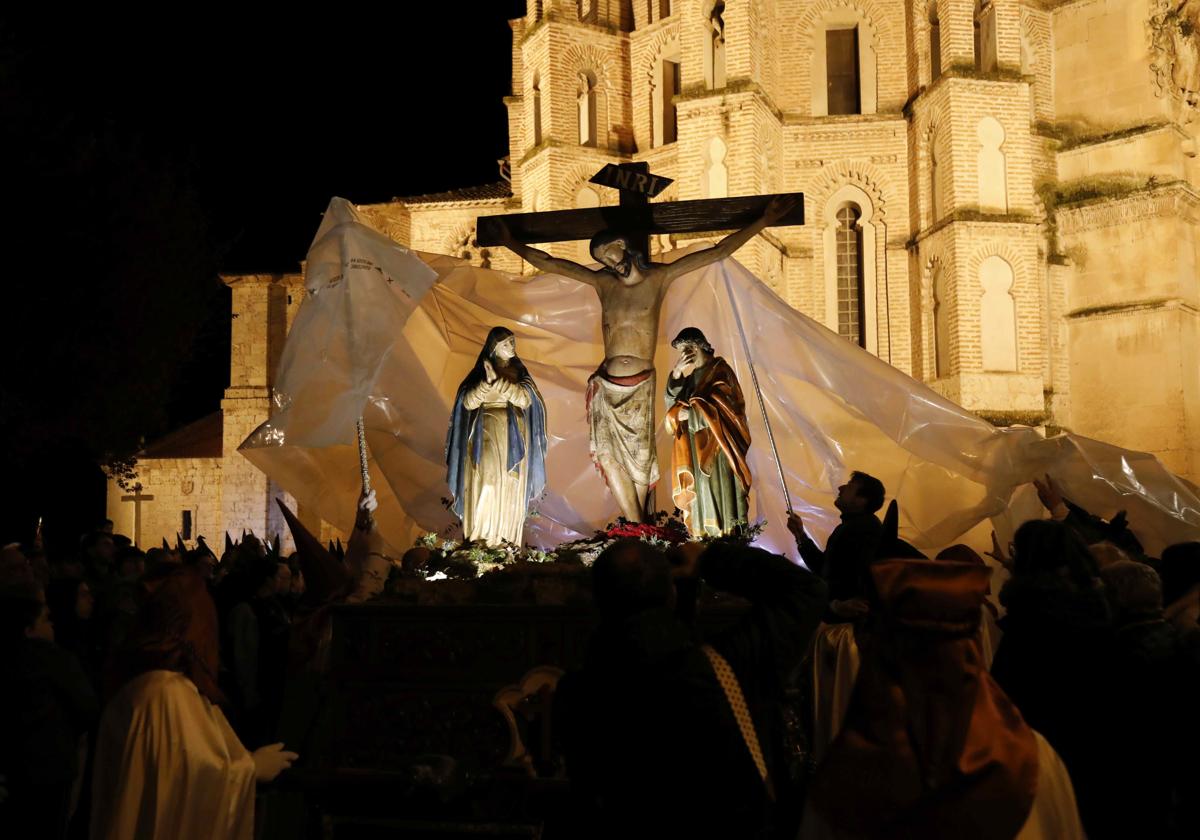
[120,484,154,548]
[475,161,804,256]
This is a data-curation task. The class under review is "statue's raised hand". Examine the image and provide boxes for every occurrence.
[483,359,497,383]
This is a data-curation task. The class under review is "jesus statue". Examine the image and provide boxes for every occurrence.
[495,195,796,522]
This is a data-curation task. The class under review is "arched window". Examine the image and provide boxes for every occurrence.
[974,1,997,73]
[823,186,879,353]
[578,0,596,24]
[531,72,542,147]
[976,116,1008,212]
[928,3,942,81]
[578,71,597,147]
[979,255,1018,371]
[933,265,950,378]
[835,204,866,346]
[704,1,727,90]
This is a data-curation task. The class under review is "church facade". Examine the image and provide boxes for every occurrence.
[109,0,1200,547]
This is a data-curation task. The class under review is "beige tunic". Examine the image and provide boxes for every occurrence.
[91,670,257,840]
[461,376,531,546]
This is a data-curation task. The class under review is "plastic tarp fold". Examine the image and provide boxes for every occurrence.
[240,199,1200,558]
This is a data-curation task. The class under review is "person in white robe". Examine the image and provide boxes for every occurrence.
[91,569,296,840]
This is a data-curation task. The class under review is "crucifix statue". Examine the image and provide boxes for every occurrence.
[478,162,803,523]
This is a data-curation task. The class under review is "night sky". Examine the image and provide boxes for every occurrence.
[0,4,526,548]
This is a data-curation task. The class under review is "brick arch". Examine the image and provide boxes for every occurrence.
[561,44,612,90]
[776,0,891,113]
[967,242,1027,288]
[642,28,680,85]
[795,0,891,53]
[563,44,613,149]
[564,164,615,207]
[809,161,889,226]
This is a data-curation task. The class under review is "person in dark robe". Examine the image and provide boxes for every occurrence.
[664,327,752,537]
[788,471,886,609]
[804,558,1084,839]
[445,326,547,546]
[989,518,1113,837]
[556,538,828,839]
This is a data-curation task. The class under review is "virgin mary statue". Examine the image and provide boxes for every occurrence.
[445,327,548,545]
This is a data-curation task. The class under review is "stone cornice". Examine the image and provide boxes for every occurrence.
[676,79,784,122]
[910,212,1041,247]
[1066,297,1200,321]
[219,273,291,288]
[783,112,906,130]
[1057,182,1200,234]
[904,69,1030,119]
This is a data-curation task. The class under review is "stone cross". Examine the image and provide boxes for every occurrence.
[120,484,154,548]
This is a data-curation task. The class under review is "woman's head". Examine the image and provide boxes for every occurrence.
[463,327,530,391]
[483,327,515,360]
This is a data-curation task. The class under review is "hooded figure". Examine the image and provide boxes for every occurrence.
[445,326,547,546]
[803,559,1084,840]
[92,569,294,840]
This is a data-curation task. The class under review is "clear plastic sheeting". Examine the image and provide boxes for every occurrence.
[240,199,1200,559]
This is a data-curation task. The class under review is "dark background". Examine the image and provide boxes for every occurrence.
[0,4,526,553]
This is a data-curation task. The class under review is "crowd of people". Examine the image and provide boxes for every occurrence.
[558,473,1200,839]
[0,489,392,839]
[1,475,1198,838]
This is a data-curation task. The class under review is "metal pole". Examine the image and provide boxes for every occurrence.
[356,416,372,495]
[722,272,793,513]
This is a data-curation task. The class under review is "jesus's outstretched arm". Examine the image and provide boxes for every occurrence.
[494,219,605,289]
[660,195,799,283]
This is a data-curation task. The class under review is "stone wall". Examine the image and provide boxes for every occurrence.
[106,458,223,550]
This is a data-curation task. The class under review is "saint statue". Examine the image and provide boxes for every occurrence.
[496,195,795,522]
[445,327,548,546]
[664,327,752,537]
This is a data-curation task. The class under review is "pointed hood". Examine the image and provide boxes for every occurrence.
[276,498,350,606]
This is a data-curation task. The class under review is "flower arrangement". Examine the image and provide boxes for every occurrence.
[406,511,767,580]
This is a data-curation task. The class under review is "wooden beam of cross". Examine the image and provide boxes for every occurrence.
[475,162,804,256]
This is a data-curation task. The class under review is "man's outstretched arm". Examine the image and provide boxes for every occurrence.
[495,220,604,289]
[661,195,798,282]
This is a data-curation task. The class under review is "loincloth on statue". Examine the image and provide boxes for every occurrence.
[585,366,660,488]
